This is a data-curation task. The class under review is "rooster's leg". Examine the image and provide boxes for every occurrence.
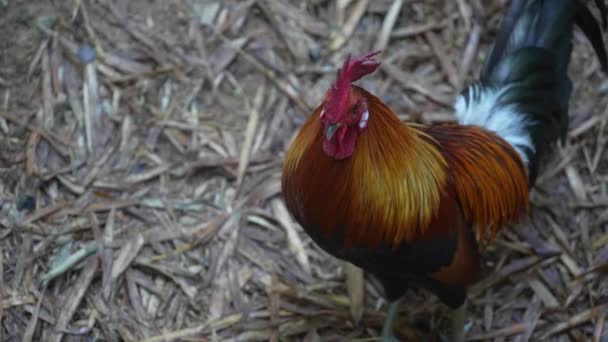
[440,303,467,342]
[380,299,401,342]
[449,304,466,342]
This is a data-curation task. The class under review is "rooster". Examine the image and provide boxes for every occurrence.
[281,0,608,341]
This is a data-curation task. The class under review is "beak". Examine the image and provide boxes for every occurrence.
[325,123,341,140]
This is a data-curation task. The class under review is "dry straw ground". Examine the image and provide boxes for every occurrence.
[0,0,607,341]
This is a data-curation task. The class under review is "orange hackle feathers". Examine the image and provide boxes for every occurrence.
[423,124,530,248]
[283,87,448,248]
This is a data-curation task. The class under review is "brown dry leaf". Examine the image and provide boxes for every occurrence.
[425,31,461,90]
[101,208,115,300]
[468,322,547,341]
[40,49,54,129]
[391,15,457,38]
[21,286,46,342]
[519,298,543,342]
[593,311,606,342]
[25,132,40,176]
[257,0,316,62]
[565,164,588,201]
[459,21,482,82]
[139,313,243,342]
[125,164,171,185]
[528,279,559,308]
[328,0,369,51]
[210,37,249,75]
[209,273,229,321]
[51,257,99,342]
[374,0,403,52]
[382,61,454,107]
[235,87,264,196]
[345,262,364,323]
[21,201,69,225]
[262,0,328,37]
[111,233,144,281]
[271,198,311,275]
[542,303,608,338]
[83,62,98,155]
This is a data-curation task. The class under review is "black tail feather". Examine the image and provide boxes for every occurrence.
[480,0,528,80]
[595,0,608,28]
[466,0,608,186]
[483,0,608,80]
[576,2,608,71]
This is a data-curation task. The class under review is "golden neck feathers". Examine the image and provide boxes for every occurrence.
[282,88,448,248]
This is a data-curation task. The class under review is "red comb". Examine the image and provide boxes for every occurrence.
[339,50,382,83]
[325,51,382,122]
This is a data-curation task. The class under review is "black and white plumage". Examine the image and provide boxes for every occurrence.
[455,0,608,185]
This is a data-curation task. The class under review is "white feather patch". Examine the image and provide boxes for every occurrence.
[454,84,534,166]
[359,110,369,129]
